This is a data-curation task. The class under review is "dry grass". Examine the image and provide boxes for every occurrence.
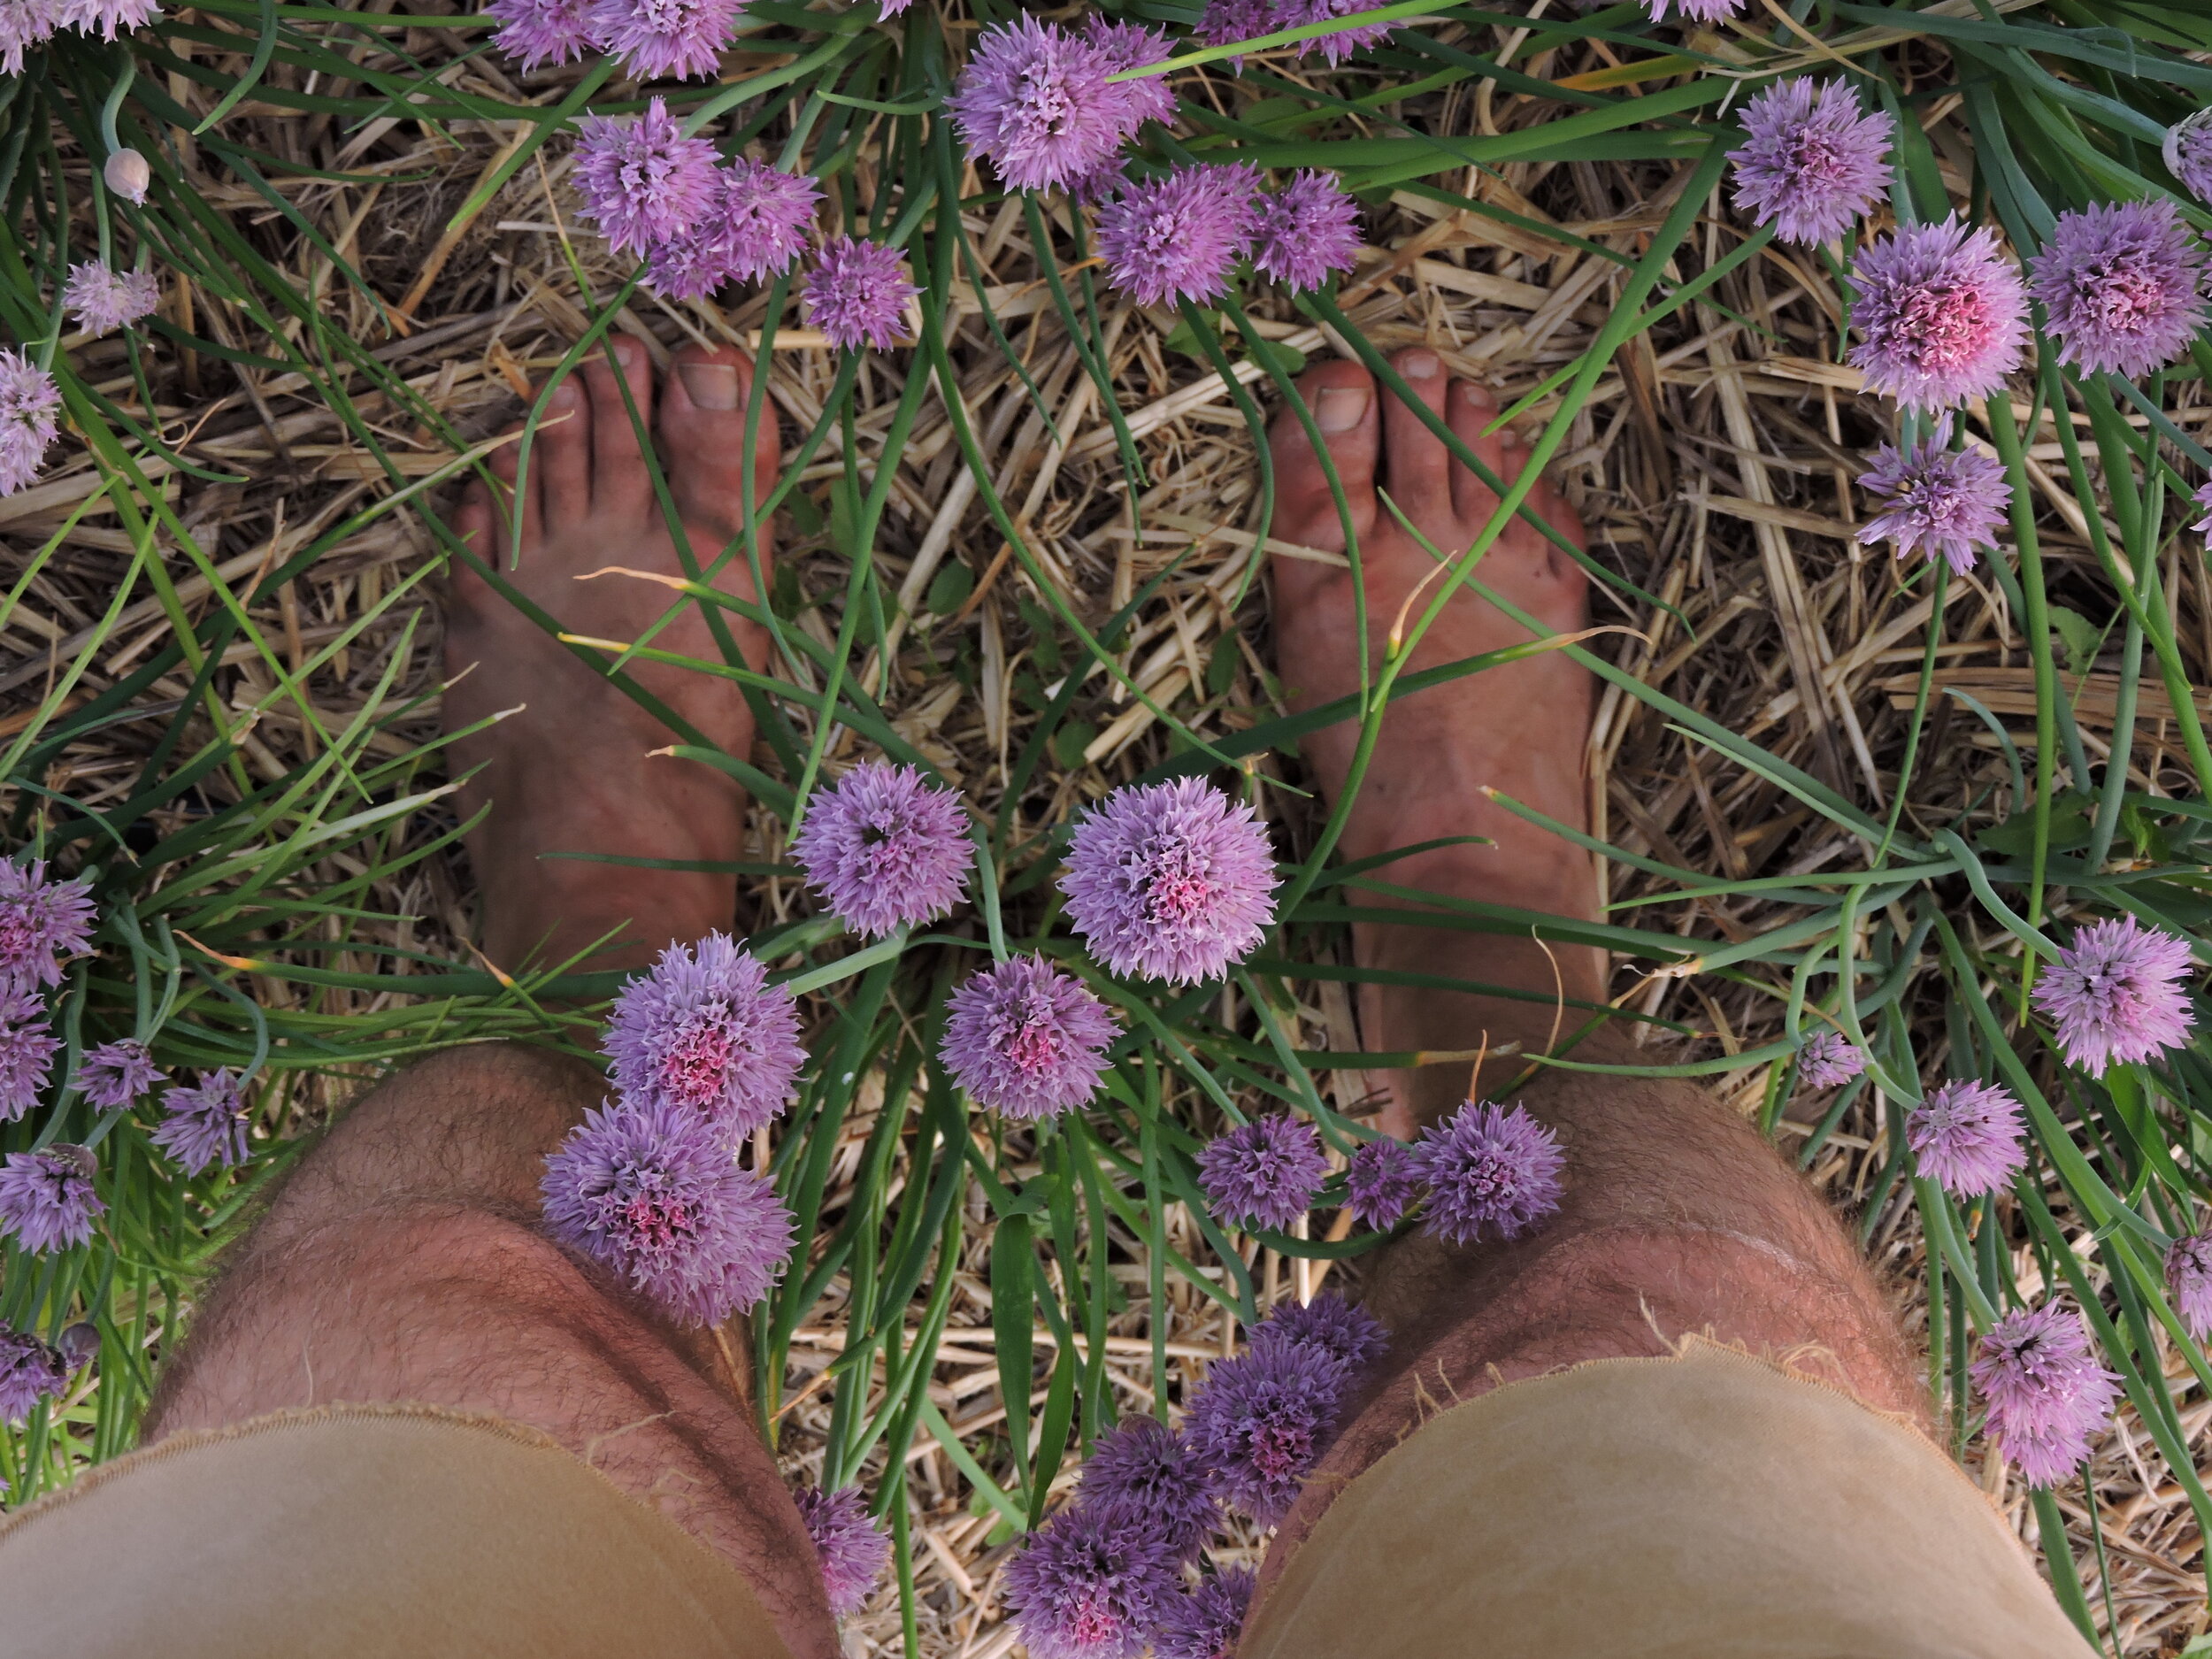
[9,21,2209,1656]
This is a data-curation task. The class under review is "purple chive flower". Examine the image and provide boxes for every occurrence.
[1848,218,2028,411]
[2031,915,2196,1077]
[1151,1569,1256,1659]
[572,99,721,260]
[713,160,820,280]
[2031,200,2208,381]
[714,160,824,281]
[586,0,741,81]
[1064,152,1133,207]
[1345,1136,1418,1231]
[1003,1502,1183,1659]
[1197,1115,1329,1233]
[59,0,155,36]
[0,1146,102,1252]
[0,1000,58,1122]
[0,1325,66,1420]
[1409,1100,1564,1247]
[60,262,160,337]
[1905,1079,2027,1197]
[2167,111,2212,204]
[541,1094,795,1325]
[0,860,94,993]
[2195,480,2212,537]
[0,1326,66,1424]
[794,1485,890,1617]
[793,760,971,939]
[150,1069,252,1175]
[1075,1417,1217,1561]
[0,349,64,498]
[1279,0,1392,65]
[1097,164,1263,310]
[2166,1231,2212,1341]
[1642,0,1743,20]
[77,1038,164,1110]
[1248,1290,1387,1373]
[646,159,823,299]
[1183,1340,1346,1525]
[1059,778,1278,986]
[1856,435,2011,575]
[1730,79,1893,247]
[1793,1030,1867,1089]
[0,0,63,73]
[940,955,1117,1122]
[1193,0,1275,69]
[642,234,740,305]
[1970,1302,2121,1487]
[485,0,596,72]
[949,15,1147,196]
[1083,16,1176,129]
[801,236,918,353]
[603,931,806,1140]
[1251,170,1363,292]
[0,1020,43,1116]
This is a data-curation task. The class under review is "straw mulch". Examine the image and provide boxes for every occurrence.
[7,35,2208,1659]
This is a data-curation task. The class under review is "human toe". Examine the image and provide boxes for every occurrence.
[444,480,506,647]
[483,423,540,550]
[659,342,781,541]
[582,335,655,518]
[531,376,592,523]
[1483,432,1589,611]
[1445,379,1513,524]
[1493,431,1585,552]
[1269,358,1378,551]
[1379,348,1454,544]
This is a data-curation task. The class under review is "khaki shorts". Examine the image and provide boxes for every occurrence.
[1,1340,2083,1658]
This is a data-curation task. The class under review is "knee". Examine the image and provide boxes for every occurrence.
[1540,1071,1851,1253]
[349,1042,603,1138]
[150,1205,595,1434]
[265,1042,604,1230]
[1459,1225,1924,1421]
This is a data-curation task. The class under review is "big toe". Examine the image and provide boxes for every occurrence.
[1269,358,1378,553]
[660,343,782,551]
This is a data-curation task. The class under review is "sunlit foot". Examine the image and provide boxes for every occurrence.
[444,338,782,975]
[1266,347,1603,1128]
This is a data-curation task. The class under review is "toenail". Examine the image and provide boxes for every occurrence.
[1318,387,1369,431]
[680,362,741,410]
[548,381,579,411]
[1402,350,1440,379]
[611,337,636,365]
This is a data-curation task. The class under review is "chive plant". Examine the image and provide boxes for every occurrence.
[3,0,2212,1641]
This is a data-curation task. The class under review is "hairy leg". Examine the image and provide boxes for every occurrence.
[145,342,839,1657]
[145,1045,834,1653]
[1262,349,1921,1564]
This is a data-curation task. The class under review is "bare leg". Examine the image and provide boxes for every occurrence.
[145,340,839,1658]
[442,337,778,978]
[1262,350,1921,1564]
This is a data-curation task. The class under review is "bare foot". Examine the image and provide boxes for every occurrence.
[1255,358,1925,1595]
[1267,348,1604,1128]
[445,338,781,975]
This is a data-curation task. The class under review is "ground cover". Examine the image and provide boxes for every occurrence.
[4,0,2212,1649]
